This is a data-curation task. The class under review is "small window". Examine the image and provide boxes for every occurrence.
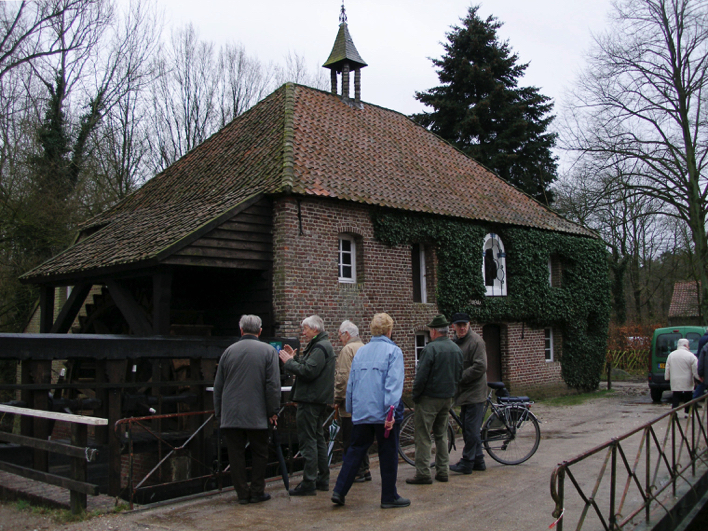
[415,332,429,368]
[545,328,554,362]
[338,236,356,283]
[412,244,428,303]
[483,233,507,296]
[548,257,553,286]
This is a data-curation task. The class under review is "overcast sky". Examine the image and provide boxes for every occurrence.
[155,0,614,118]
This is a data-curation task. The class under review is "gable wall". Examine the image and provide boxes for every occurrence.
[272,196,566,393]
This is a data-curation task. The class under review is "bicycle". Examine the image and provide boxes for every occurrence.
[398,381,541,466]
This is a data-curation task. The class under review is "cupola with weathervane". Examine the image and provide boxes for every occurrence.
[323,3,367,106]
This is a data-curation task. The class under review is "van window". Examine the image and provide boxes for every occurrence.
[687,332,702,354]
[655,333,681,357]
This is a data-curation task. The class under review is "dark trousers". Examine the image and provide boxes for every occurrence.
[460,402,485,464]
[671,390,694,413]
[340,415,370,474]
[333,423,400,504]
[693,382,706,399]
[296,403,329,487]
[222,428,269,501]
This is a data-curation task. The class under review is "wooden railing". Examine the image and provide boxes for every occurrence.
[0,405,107,514]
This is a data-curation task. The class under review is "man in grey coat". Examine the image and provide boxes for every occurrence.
[449,312,488,474]
[214,314,280,505]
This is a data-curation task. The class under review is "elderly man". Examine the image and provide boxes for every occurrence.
[665,338,699,415]
[334,320,370,482]
[407,314,463,485]
[213,314,280,504]
[279,315,336,496]
[449,312,488,475]
[331,313,409,509]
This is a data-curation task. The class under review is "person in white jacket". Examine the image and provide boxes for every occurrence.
[665,338,699,415]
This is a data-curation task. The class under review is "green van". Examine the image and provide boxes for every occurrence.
[648,326,707,403]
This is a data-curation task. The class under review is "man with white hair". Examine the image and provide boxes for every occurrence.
[665,338,699,415]
[279,315,336,496]
[214,314,280,504]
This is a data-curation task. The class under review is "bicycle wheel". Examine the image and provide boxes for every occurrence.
[397,411,455,467]
[481,406,540,465]
[398,412,416,465]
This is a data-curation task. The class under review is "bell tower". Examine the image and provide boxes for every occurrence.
[323,2,368,106]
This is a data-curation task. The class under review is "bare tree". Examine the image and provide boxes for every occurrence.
[562,0,708,323]
[272,51,328,91]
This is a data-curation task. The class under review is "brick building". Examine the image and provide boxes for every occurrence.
[21,17,600,395]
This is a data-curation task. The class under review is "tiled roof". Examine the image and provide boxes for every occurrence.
[668,281,702,318]
[23,84,595,282]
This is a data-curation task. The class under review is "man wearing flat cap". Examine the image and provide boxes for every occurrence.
[449,312,488,474]
[407,315,463,485]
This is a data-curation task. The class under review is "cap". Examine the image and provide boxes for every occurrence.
[426,314,450,328]
[451,312,470,324]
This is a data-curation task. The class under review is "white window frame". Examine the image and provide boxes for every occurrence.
[545,328,554,362]
[338,236,356,283]
[548,256,553,286]
[419,244,427,304]
[415,332,429,369]
[483,233,507,296]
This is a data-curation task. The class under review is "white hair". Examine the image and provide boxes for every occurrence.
[239,314,262,334]
[301,315,325,333]
[339,320,359,337]
[434,326,449,334]
[677,338,690,349]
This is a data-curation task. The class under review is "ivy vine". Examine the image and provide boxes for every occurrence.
[372,209,611,392]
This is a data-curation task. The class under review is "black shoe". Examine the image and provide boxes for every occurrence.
[472,461,486,471]
[289,483,316,496]
[316,482,329,492]
[249,493,271,504]
[331,491,345,506]
[449,463,473,474]
[238,498,250,505]
[381,496,411,509]
[353,471,372,483]
[434,473,448,482]
[405,476,433,485]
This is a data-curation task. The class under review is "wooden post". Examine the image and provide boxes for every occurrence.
[70,423,88,514]
[189,357,204,477]
[31,360,51,472]
[153,271,172,336]
[39,285,54,333]
[106,360,125,497]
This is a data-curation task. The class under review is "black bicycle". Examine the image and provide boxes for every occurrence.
[398,382,541,466]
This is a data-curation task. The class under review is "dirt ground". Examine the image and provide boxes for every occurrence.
[0,381,694,531]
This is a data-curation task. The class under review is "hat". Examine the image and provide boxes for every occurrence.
[451,312,470,324]
[426,314,450,328]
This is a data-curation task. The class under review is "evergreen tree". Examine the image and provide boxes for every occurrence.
[413,6,558,204]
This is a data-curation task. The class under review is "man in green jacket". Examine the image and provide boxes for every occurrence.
[279,315,336,496]
[407,315,463,484]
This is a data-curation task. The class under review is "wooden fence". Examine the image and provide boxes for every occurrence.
[0,405,107,514]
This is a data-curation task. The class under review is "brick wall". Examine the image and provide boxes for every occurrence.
[272,197,566,394]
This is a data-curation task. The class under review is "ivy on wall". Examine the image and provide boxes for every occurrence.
[372,209,611,391]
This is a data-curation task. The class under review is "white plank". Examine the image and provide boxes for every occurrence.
[0,405,107,426]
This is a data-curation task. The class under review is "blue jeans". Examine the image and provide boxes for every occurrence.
[693,382,706,400]
[333,423,400,504]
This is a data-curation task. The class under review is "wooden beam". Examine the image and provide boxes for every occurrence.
[0,460,99,496]
[0,431,97,460]
[51,283,92,334]
[71,424,88,513]
[153,271,172,336]
[0,405,108,426]
[106,280,153,336]
[39,286,55,333]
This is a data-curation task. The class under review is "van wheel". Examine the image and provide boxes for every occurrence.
[650,389,663,403]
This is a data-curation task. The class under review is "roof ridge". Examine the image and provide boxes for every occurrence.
[281,83,296,194]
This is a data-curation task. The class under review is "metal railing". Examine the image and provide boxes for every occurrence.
[114,410,218,509]
[550,396,708,530]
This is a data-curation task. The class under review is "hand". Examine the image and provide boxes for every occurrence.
[279,345,296,363]
[269,415,278,426]
[384,418,394,431]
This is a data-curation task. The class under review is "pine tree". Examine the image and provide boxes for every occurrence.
[413,6,557,204]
